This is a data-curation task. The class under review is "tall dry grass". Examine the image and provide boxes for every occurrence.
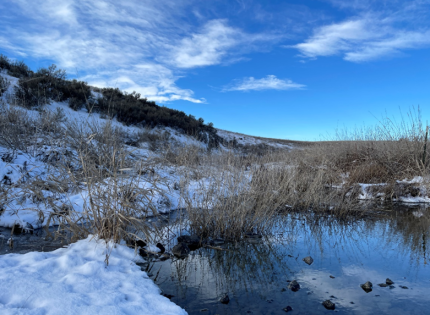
[0,102,162,263]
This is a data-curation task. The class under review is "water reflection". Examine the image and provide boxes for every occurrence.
[153,205,430,314]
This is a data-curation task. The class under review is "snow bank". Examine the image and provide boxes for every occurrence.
[0,236,187,315]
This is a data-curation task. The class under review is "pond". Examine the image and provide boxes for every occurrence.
[148,205,430,314]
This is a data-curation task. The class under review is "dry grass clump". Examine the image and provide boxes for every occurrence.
[46,119,160,250]
[0,103,160,261]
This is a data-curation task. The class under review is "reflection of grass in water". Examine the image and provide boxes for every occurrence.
[384,205,430,265]
[168,208,430,300]
[169,236,295,301]
[290,207,430,267]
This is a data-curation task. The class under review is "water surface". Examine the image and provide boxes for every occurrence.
[151,205,430,314]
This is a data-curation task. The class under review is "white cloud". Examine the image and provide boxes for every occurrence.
[172,20,242,68]
[223,75,305,92]
[0,1,275,103]
[293,19,376,58]
[170,19,273,68]
[292,9,430,62]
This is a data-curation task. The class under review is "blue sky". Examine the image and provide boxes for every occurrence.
[0,0,429,140]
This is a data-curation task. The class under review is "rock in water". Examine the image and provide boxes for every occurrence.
[136,240,147,248]
[219,294,230,304]
[288,280,300,292]
[322,300,336,310]
[378,283,388,287]
[283,306,293,312]
[172,243,190,258]
[156,243,165,253]
[177,235,201,250]
[360,281,373,293]
[386,278,394,285]
[303,256,314,265]
[138,248,148,257]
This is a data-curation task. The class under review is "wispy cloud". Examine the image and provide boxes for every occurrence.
[223,75,305,92]
[0,0,275,103]
[171,19,276,68]
[292,17,430,62]
[292,1,430,62]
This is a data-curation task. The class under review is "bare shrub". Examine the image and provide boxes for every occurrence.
[0,76,10,96]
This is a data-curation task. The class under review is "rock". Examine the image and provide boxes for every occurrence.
[288,280,300,292]
[177,235,201,250]
[378,283,388,287]
[129,239,147,248]
[172,243,190,258]
[360,281,373,293]
[138,248,148,257]
[12,224,23,235]
[386,278,394,285]
[303,256,314,265]
[329,275,335,279]
[200,309,209,312]
[399,285,409,289]
[156,243,165,253]
[389,285,396,289]
[161,293,174,299]
[178,234,200,244]
[281,288,287,292]
[283,305,293,312]
[322,300,336,310]
[219,293,230,304]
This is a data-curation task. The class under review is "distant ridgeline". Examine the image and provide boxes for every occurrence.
[0,55,222,149]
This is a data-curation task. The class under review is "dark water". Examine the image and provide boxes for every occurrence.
[150,206,430,314]
[0,226,71,255]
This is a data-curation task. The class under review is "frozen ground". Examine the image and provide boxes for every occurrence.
[0,236,187,315]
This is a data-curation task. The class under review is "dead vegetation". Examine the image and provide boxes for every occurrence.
[1,98,429,245]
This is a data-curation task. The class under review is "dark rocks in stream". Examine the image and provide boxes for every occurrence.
[12,224,23,235]
[172,242,191,258]
[288,280,301,292]
[283,305,293,312]
[161,293,174,299]
[156,243,165,253]
[322,300,336,310]
[378,283,388,287]
[128,239,147,248]
[360,281,373,293]
[386,278,394,285]
[177,235,201,250]
[219,293,230,304]
[138,248,148,258]
[303,256,314,265]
